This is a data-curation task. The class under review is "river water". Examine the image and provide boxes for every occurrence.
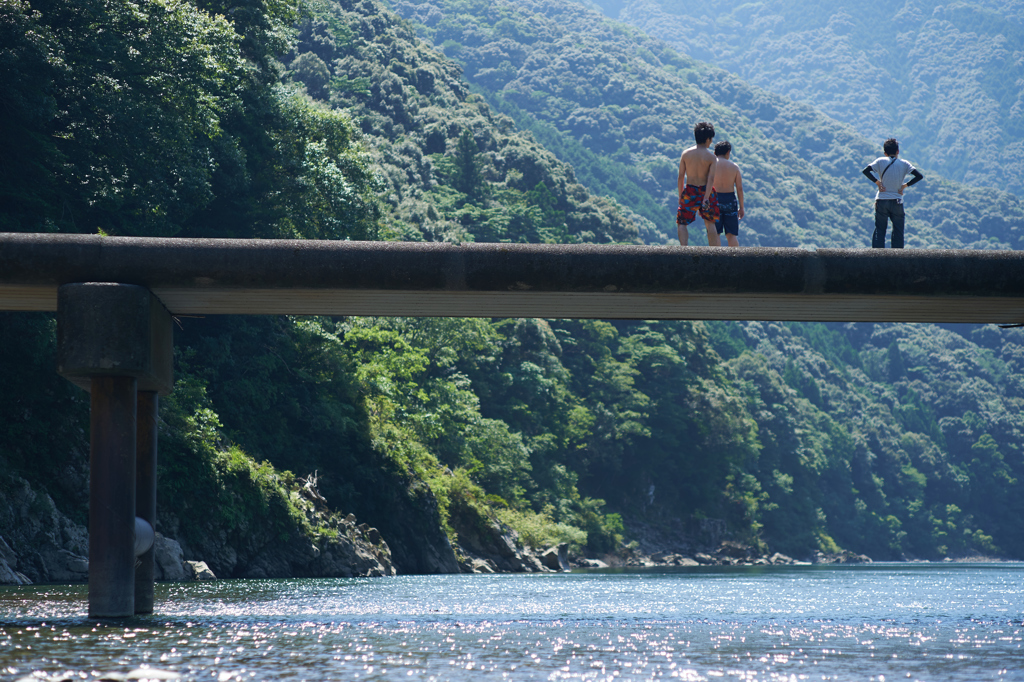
[1,563,1022,681]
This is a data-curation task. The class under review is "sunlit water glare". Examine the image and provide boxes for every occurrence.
[1,563,1021,681]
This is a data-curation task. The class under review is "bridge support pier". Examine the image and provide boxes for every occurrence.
[57,283,173,617]
[88,375,138,617]
[135,390,158,614]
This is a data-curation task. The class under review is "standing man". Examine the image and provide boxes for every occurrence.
[711,141,744,247]
[862,138,924,248]
[676,121,720,246]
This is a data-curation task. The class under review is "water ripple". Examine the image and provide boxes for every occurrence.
[1,564,1022,681]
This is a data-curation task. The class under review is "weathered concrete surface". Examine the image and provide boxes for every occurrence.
[56,283,174,394]
[87,375,138,617]
[2,233,1023,323]
[135,391,158,613]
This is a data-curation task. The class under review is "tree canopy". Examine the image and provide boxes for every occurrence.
[602,0,1024,197]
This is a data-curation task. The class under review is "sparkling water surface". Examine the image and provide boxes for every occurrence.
[1,563,1022,681]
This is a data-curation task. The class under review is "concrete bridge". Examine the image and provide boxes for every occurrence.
[5,233,1024,321]
[3,232,1024,617]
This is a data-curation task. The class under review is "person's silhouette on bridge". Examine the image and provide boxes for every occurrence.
[711,141,744,247]
[676,122,721,246]
[862,138,924,248]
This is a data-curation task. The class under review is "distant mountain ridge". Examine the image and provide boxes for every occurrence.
[592,0,1024,197]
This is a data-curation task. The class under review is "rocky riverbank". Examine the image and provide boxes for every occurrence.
[15,467,996,586]
[0,475,89,585]
[444,506,874,574]
[0,473,871,585]
[594,542,871,569]
[593,517,875,568]
[0,472,395,585]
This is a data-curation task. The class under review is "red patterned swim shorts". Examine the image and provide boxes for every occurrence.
[676,185,719,225]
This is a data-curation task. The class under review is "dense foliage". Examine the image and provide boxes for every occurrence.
[598,0,1024,197]
[0,0,381,239]
[284,0,648,244]
[318,0,1024,558]
[712,321,1024,559]
[0,0,647,571]
[392,0,1024,250]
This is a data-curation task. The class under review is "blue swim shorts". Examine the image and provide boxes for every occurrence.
[715,192,739,236]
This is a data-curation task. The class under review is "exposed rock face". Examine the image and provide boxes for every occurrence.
[540,544,570,572]
[465,557,497,573]
[154,512,397,581]
[650,552,698,567]
[0,536,31,585]
[369,479,459,574]
[812,550,872,564]
[717,540,755,560]
[159,492,396,580]
[306,518,395,578]
[0,474,89,584]
[0,471,397,584]
[153,533,189,581]
[539,547,560,571]
[623,516,699,558]
[460,521,547,573]
[447,499,548,574]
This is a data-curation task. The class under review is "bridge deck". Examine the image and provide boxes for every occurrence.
[1,233,1022,323]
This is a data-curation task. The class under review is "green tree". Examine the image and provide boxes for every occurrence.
[452,129,485,200]
[888,340,906,381]
[291,51,331,99]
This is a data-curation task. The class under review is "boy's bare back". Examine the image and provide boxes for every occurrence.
[712,158,741,194]
[677,145,717,195]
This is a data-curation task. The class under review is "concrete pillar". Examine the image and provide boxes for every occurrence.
[89,376,138,617]
[57,283,173,618]
[135,391,158,614]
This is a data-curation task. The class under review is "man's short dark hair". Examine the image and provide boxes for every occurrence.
[714,141,732,157]
[694,122,715,145]
[883,138,899,156]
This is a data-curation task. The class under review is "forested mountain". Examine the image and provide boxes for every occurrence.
[1,0,385,240]
[372,0,1024,558]
[394,0,1024,249]
[591,0,1024,197]
[2,0,1024,583]
[709,321,1024,559]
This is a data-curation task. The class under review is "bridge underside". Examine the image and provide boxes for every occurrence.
[3,286,1020,323]
[1,234,1023,323]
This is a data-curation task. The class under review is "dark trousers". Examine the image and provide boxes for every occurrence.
[872,199,905,248]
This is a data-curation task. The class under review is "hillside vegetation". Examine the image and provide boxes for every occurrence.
[1,0,1023,580]
[596,0,1024,197]
[366,0,1024,558]
[394,0,1024,249]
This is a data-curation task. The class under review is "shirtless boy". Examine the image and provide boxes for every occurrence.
[711,141,744,247]
[676,121,720,246]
